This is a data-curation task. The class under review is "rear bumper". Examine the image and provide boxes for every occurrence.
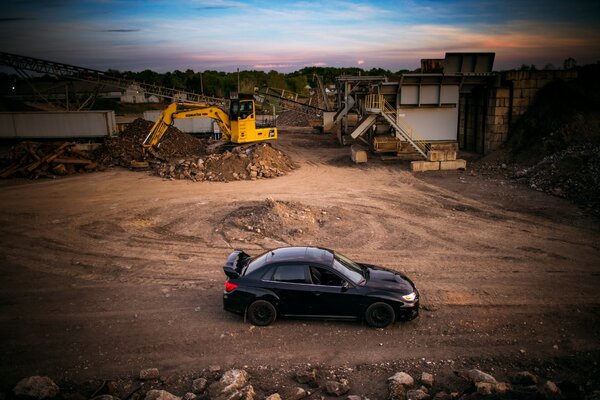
[223,291,249,315]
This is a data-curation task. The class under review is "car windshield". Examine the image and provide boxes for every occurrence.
[332,251,365,285]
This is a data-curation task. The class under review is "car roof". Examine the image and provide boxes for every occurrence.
[243,247,334,276]
[266,246,334,265]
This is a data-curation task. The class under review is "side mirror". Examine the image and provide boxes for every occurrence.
[341,281,350,292]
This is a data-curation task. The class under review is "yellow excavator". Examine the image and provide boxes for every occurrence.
[142,95,277,156]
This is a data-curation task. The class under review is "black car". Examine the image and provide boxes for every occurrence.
[222,246,419,328]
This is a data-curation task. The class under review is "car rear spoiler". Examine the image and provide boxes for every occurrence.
[223,250,251,279]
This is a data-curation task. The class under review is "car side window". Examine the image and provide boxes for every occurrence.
[310,266,344,286]
[271,264,307,284]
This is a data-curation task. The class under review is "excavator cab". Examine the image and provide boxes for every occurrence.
[228,97,277,144]
[229,99,254,121]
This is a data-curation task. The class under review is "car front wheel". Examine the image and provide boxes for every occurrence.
[247,299,277,326]
[365,302,395,328]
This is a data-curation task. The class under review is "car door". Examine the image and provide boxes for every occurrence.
[263,263,314,316]
[308,265,363,318]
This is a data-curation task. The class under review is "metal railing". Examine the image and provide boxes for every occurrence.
[364,94,431,158]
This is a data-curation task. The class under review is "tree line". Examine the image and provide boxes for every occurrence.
[102,66,414,98]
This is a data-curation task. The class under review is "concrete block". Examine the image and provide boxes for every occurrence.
[440,159,467,170]
[444,150,457,161]
[427,150,446,162]
[430,142,458,151]
[411,160,440,172]
[351,144,368,163]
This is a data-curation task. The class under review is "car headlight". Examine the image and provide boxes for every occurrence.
[402,292,416,302]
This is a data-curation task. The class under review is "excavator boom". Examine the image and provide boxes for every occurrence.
[143,102,232,152]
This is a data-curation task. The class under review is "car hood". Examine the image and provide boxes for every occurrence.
[361,264,415,294]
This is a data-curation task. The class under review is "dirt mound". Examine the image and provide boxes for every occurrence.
[94,118,295,182]
[276,111,310,127]
[516,144,600,214]
[95,118,206,166]
[219,198,347,244]
[151,142,296,182]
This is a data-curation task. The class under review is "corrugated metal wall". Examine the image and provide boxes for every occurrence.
[0,111,117,138]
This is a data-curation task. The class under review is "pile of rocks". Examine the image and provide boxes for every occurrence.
[9,365,588,400]
[515,144,600,215]
[276,111,310,127]
[95,118,206,167]
[150,143,295,182]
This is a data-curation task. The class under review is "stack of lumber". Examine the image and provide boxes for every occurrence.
[0,141,98,179]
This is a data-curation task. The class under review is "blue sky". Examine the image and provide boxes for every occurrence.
[0,0,599,72]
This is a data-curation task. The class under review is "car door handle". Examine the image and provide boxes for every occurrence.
[314,292,322,296]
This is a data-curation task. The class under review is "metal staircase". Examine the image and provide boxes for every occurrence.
[0,52,228,107]
[364,95,430,159]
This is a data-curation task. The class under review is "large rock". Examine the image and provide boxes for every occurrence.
[540,381,562,399]
[14,376,60,399]
[284,387,307,400]
[295,368,318,387]
[458,369,497,385]
[389,372,414,400]
[264,394,281,400]
[208,370,249,399]
[91,396,119,400]
[494,382,512,394]
[389,372,414,387]
[420,373,434,388]
[475,383,493,396]
[139,368,160,380]
[191,378,208,394]
[144,390,180,400]
[324,380,350,396]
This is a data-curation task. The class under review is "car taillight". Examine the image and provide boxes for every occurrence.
[225,280,238,293]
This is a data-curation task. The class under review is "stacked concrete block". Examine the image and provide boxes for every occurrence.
[439,159,467,170]
[410,160,440,172]
[351,144,368,163]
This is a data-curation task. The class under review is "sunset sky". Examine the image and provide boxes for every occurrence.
[1,0,599,73]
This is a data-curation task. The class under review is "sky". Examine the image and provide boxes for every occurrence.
[0,0,599,73]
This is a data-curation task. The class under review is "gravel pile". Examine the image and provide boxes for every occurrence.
[516,144,600,214]
[276,111,310,127]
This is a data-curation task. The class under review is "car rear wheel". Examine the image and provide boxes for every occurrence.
[365,302,395,328]
[247,300,277,326]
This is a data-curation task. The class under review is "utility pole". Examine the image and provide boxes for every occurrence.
[237,68,240,93]
[200,72,204,95]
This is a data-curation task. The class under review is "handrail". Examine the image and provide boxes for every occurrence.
[364,94,431,156]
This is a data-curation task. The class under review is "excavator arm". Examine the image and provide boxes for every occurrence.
[143,102,232,153]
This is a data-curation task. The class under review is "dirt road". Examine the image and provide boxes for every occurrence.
[1,131,599,396]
